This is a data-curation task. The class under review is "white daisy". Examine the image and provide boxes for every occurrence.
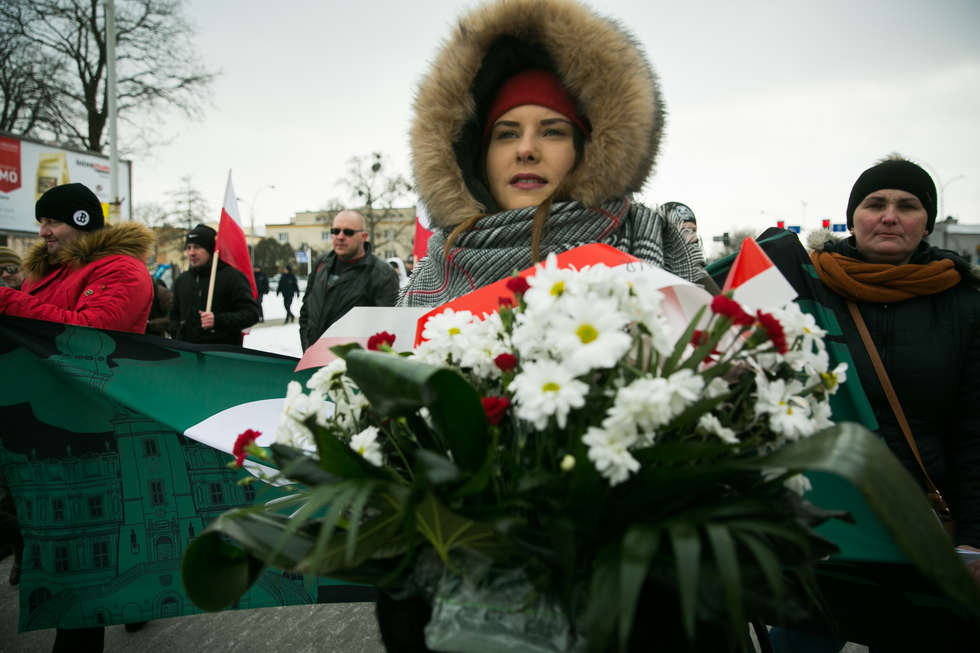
[349,426,383,466]
[550,296,632,374]
[582,424,640,485]
[698,413,739,444]
[510,360,589,429]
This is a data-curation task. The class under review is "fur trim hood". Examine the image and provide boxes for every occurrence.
[411,0,664,229]
[23,221,155,281]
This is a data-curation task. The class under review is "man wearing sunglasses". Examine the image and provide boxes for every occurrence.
[299,209,399,351]
[0,248,24,290]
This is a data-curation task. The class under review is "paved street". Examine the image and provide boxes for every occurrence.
[0,555,385,653]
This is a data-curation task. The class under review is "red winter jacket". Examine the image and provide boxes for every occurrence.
[0,222,154,333]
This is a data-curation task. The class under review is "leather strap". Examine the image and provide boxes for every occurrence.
[846,300,952,519]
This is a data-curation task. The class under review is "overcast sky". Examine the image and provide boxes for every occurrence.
[130,0,980,255]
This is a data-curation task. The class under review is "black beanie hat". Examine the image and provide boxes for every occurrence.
[186,224,216,255]
[35,183,105,232]
[846,159,937,233]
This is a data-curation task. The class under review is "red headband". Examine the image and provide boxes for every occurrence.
[483,69,590,144]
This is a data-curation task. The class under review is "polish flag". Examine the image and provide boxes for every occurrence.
[216,172,257,298]
[721,237,796,312]
[412,202,434,262]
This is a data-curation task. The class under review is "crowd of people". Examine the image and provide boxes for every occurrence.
[0,0,977,650]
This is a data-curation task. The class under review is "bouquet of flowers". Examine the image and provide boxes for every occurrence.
[181,256,965,652]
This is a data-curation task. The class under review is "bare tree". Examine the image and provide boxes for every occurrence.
[336,152,414,247]
[0,0,215,152]
[0,25,63,135]
[165,176,211,231]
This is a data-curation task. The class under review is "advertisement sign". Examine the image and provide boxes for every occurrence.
[0,131,132,232]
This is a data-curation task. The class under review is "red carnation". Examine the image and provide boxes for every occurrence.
[482,396,511,425]
[367,331,396,351]
[506,276,530,296]
[494,352,518,372]
[756,311,788,354]
[710,295,754,327]
[233,429,261,467]
[498,296,515,308]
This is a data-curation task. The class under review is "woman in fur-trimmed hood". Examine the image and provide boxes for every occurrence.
[0,183,154,333]
[399,0,705,307]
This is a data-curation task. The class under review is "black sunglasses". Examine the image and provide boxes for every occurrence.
[1,265,18,274]
[330,228,363,237]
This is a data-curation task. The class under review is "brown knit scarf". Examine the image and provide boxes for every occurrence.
[809,250,961,303]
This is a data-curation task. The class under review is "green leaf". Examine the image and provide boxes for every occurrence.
[668,522,701,641]
[705,524,743,642]
[414,492,499,562]
[329,342,363,358]
[734,531,785,606]
[617,524,662,651]
[414,448,462,485]
[344,349,488,471]
[269,443,341,486]
[743,423,980,619]
[584,545,621,653]
[661,305,707,376]
[182,530,264,611]
[304,428,389,480]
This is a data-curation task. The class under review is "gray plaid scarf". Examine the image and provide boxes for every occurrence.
[399,198,705,307]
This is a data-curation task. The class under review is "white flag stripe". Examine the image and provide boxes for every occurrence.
[222,170,243,225]
[731,266,797,313]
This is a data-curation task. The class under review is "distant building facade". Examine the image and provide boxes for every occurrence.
[266,206,416,262]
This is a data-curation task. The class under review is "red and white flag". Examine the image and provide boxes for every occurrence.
[721,237,796,312]
[216,172,257,298]
[412,202,434,262]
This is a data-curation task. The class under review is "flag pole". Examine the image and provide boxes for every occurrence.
[205,245,220,313]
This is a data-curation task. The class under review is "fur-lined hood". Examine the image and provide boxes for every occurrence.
[23,221,155,281]
[806,228,980,283]
[411,0,664,229]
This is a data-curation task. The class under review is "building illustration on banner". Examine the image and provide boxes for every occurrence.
[0,328,340,631]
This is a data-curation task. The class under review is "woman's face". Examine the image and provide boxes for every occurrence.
[851,188,929,264]
[485,104,578,211]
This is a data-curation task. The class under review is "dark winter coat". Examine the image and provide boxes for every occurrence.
[254,270,270,296]
[169,260,260,345]
[299,243,399,350]
[816,234,980,546]
[0,222,154,333]
[737,228,980,547]
[277,272,299,300]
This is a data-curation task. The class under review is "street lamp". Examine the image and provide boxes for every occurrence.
[250,184,276,236]
[940,174,964,222]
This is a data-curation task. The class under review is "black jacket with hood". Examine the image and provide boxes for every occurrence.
[299,242,399,350]
[169,260,260,345]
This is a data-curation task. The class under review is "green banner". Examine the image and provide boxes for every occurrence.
[0,317,372,632]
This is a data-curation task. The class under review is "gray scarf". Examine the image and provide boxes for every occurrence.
[399,198,705,307]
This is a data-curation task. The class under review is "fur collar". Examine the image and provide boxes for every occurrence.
[23,222,155,281]
[411,0,664,228]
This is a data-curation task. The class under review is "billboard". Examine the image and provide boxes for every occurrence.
[0,131,132,233]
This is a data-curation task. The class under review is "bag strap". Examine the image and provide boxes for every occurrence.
[845,300,953,519]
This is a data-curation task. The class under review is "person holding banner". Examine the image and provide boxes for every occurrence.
[169,224,259,345]
[0,182,155,650]
[398,0,707,308]
[0,183,153,331]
